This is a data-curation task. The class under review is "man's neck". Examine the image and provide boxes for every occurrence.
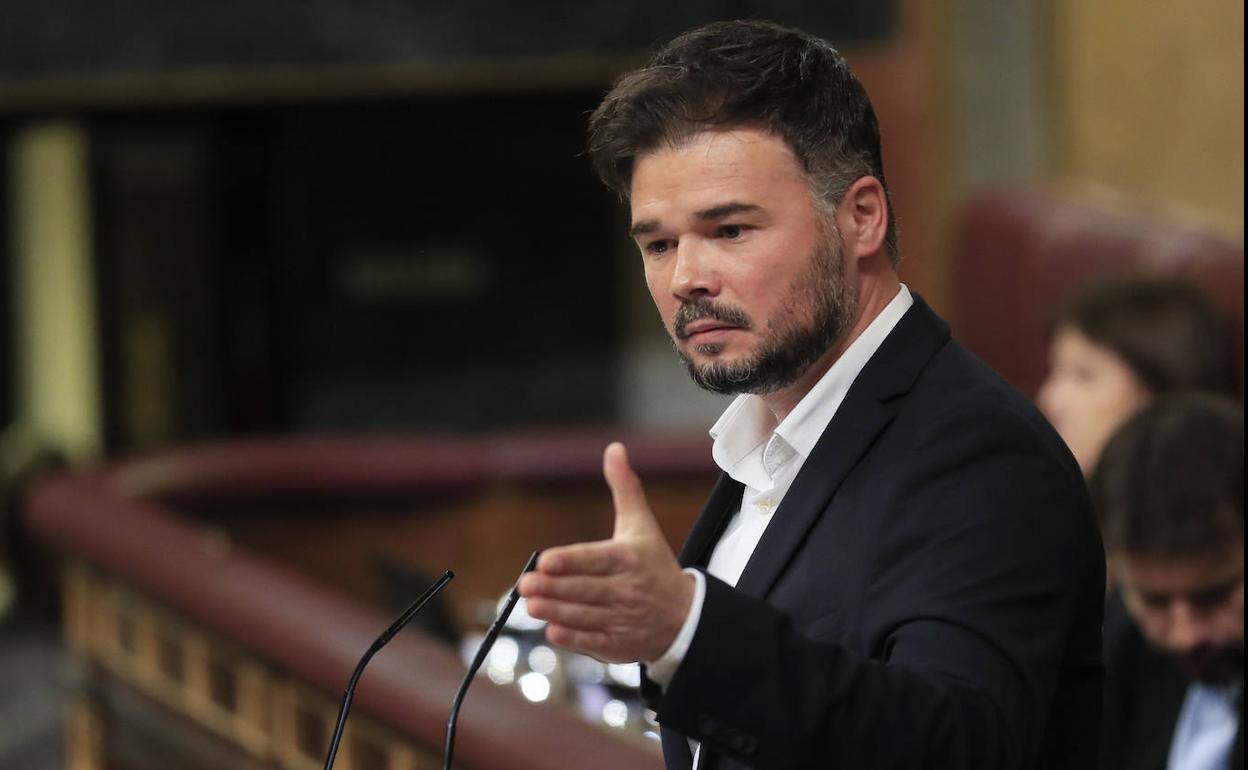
[760,276,902,423]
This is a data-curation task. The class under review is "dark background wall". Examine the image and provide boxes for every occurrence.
[0,1,895,80]
[0,2,904,451]
[1,1,911,452]
[88,93,623,447]
[0,130,10,429]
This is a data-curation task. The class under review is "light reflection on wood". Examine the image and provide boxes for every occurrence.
[63,560,438,770]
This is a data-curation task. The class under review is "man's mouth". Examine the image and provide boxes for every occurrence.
[1178,643,1244,685]
[678,319,744,345]
[673,300,753,346]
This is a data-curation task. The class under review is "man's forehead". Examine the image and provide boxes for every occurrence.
[630,129,805,188]
[627,128,809,229]
[1121,549,1245,593]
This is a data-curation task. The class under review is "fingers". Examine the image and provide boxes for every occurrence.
[603,442,660,539]
[524,596,615,631]
[604,442,644,512]
[537,540,631,576]
[509,441,680,663]
[519,572,614,604]
[543,625,613,659]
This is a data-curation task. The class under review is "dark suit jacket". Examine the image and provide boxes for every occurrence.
[642,295,1105,770]
[1101,592,1244,770]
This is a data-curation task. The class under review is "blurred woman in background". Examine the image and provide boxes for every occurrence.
[1036,277,1236,476]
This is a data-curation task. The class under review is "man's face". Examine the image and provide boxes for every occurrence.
[628,128,856,396]
[1120,545,1244,684]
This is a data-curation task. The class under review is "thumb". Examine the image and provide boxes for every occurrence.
[604,442,659,538]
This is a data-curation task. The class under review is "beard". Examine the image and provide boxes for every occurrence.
[672,226,857,396]
[1177,642,1244,685]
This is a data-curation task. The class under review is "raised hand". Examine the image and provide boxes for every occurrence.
[517,442,695,663]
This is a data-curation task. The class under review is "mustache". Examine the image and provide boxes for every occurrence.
[673,299,753,340]
[1179,643,1244,685]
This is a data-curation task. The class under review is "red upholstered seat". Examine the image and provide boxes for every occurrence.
[949,187,1244,400]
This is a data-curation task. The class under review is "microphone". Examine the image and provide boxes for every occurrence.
[443,551,540,770]
[324,569,455,770]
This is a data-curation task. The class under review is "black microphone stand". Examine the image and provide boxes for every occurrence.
[443,551,540,770]
[324,569,454,770]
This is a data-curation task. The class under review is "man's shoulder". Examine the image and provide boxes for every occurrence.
[901,336,1077,467]
[877,294,1065,449]
[862,333,1097,561]
[920,335,1042,412]
[844,295,1085,493]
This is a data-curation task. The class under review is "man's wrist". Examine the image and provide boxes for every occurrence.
[645,568,706,686]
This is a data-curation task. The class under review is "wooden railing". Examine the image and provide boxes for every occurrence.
[24,431,717,770]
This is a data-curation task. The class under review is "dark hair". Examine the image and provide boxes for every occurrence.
[587,19,900,263]
[1053,277,1235,397]
[1092,394,1243,557]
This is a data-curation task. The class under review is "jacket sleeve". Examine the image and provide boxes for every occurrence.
[648,406,1105,769]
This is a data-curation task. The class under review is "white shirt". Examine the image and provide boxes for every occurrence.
[646,284,913,685]
[1167,682,1240,770]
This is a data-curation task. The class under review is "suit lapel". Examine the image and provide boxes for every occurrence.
[733,396,892,598]
[735,293,950,599]
[660,726,694,770]
[678,472,745,568]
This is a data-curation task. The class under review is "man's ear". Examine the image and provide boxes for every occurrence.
[834,176,889,259]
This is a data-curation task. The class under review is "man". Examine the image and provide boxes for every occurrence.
[1094,395,1243,770]
[517,20,1104,769]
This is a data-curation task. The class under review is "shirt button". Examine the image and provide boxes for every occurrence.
[756,498,772,514]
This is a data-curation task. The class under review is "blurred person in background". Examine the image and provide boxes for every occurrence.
[1093,395,1243,770]
[1036,277,1235,477]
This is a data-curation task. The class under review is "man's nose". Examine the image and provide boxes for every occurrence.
[670,237,719,300]
[1166,602,1213,652]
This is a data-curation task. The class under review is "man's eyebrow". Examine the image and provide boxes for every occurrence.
[629,202,763,239]
[1187,574,1244,601]
[695,202,763,221]
[629,219,660,239]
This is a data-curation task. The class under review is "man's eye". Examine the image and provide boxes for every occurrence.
[718,224,745,239]
[1137,592,1170,610]
[1188,582,1239,609]
[645,240,671,255]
